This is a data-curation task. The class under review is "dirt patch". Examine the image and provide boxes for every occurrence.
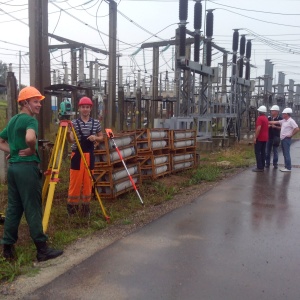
[0,168,244,299]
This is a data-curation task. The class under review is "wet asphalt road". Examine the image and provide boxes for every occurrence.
[25,141,300,300]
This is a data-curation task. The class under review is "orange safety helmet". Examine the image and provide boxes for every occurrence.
[78,96,93,107]
[17,86,45,102]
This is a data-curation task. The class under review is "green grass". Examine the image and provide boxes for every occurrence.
[200,144,255,168]
[188,165,222,184]
[0,100,257,282]
[0,143,256,282]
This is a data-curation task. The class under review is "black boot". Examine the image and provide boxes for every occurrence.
[3,244,17,261]
[67,204,79,216]
[35,241,63,262]
[80,204,90,218]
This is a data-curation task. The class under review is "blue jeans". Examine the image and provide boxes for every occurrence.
[281,137,292,170]
[265,139,279,167]
[254,140,266,170]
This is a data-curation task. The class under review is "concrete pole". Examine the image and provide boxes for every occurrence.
[151,46,159,127]
[136,88,142,129]
[71,48,77,85]
[6,71,18,119]
[108,0,117,129]
[78,47,84,82]
[117,66,124,131]
[89,61,94,85]
[64,63,68,84]
[28,0,51,138]
[221,52,228,99]
[95,61,99,88]
[118,86,124,131]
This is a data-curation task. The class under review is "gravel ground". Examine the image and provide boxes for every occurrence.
[0,169,244,299]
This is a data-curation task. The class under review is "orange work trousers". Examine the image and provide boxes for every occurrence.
[67,152,93,205]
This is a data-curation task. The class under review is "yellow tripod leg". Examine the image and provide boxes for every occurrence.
[70,124,110,222]
[94,187,110,221]
[42,126,63,204]
[42,122,69,232]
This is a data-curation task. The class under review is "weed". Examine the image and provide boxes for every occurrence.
[0,254,25,282]
[189,165,221,184]
[91,220,107,230]
[53,228,94,248]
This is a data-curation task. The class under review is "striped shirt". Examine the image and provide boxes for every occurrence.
[71,118,101,151]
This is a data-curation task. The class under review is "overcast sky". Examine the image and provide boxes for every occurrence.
[1,0,300,89]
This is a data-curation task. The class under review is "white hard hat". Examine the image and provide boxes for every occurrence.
[282,107,292,114]
[257,105,267,113]
[270,105,280,111]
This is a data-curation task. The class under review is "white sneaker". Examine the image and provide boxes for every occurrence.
[280,168,291,172]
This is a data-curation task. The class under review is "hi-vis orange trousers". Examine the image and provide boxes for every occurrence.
[67,152,93,205]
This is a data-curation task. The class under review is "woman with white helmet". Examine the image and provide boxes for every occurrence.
[269,107,299,172]
[252,105,269,172]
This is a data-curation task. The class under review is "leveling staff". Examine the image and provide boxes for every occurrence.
[67,96,103,217]
[0,86,63,262]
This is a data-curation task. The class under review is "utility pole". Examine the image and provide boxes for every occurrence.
[108,0,117,129]
[28,0,51,173]
[28,0,51,137]
[6,68,18,118]
[151,46,159,127]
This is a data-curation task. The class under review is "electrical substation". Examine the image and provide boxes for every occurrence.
[1,0,300,191]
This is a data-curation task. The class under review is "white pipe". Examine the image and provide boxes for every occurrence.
[173,154,193,162]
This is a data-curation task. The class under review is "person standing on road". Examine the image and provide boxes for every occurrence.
[269,107,299,172]
[0,86,63,262]
[252,105,269,172]
[265,105,282,169]
[67,96,103,217]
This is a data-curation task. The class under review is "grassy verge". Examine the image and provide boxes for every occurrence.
[0,143,255,283]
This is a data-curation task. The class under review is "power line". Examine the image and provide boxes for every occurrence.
[117,9,165,41]
[0,1,27,6]
[242,28,300,55]
[50,1,135,49]
[208,0,300,15]
[0,7,27,26]
[214,8,300,29]
[0,40,28,48]
[0,6,27,16]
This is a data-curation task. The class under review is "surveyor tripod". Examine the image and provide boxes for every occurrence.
[42,119,110,233]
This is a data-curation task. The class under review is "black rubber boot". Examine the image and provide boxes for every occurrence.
[35,241,63,262]
[67,204,79,216]
[80,204,90,218]
[3,244,17,261]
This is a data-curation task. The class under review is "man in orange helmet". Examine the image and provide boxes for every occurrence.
[0,86,63,262]
[67,96,103,217]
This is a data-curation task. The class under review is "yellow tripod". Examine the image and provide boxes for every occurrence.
[42,119,110,233]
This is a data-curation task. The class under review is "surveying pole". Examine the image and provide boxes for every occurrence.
[105,128,144,205]
[42,120,110,233]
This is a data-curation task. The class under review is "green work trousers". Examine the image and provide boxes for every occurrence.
[1,162,47,245]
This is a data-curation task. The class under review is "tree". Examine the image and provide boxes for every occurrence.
[0,61,8,84]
